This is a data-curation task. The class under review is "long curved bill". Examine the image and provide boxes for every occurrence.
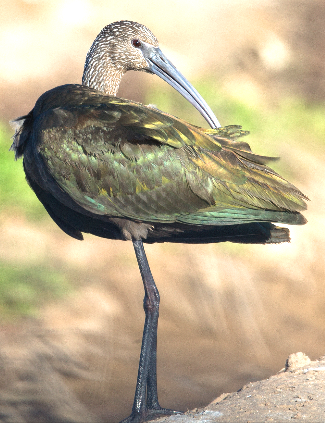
[143,44,221,129]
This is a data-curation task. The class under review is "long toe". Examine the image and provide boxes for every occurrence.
[121,407,182,423]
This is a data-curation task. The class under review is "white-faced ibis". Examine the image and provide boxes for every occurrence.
[11,20,308,422]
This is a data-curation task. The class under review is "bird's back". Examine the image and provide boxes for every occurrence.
[11,84,308,244]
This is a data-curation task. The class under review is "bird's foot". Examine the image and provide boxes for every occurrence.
[121,407,182,423]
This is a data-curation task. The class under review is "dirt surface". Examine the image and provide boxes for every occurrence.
[154,353,325,423]
[0,330,324,423]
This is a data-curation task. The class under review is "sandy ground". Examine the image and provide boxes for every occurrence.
[0,316,324,423]
[154,353,325,423]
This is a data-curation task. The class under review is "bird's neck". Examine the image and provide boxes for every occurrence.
[82,55,124,96]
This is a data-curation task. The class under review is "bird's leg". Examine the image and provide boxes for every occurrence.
[146,323,159,410]
[132,239,160,415]
[122,240,180,423]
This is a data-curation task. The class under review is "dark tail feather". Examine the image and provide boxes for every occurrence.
[144,222,292,244]
[267,225,291,243]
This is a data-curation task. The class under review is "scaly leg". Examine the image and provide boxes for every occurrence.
[122,240,180,422]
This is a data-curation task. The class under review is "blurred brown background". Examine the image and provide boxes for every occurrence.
[0,0,324,422]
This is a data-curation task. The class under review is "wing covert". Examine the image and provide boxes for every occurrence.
[30,88,307,226]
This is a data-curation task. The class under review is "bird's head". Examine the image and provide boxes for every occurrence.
[82,20,220,128]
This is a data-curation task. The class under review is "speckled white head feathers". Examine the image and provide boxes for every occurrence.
[82,21,159,95]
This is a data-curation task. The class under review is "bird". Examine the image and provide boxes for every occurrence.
[11,20,308,422]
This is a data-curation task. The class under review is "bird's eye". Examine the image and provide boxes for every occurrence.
[132,39,142,48]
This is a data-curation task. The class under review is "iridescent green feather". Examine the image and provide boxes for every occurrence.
[35,85,307,226]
